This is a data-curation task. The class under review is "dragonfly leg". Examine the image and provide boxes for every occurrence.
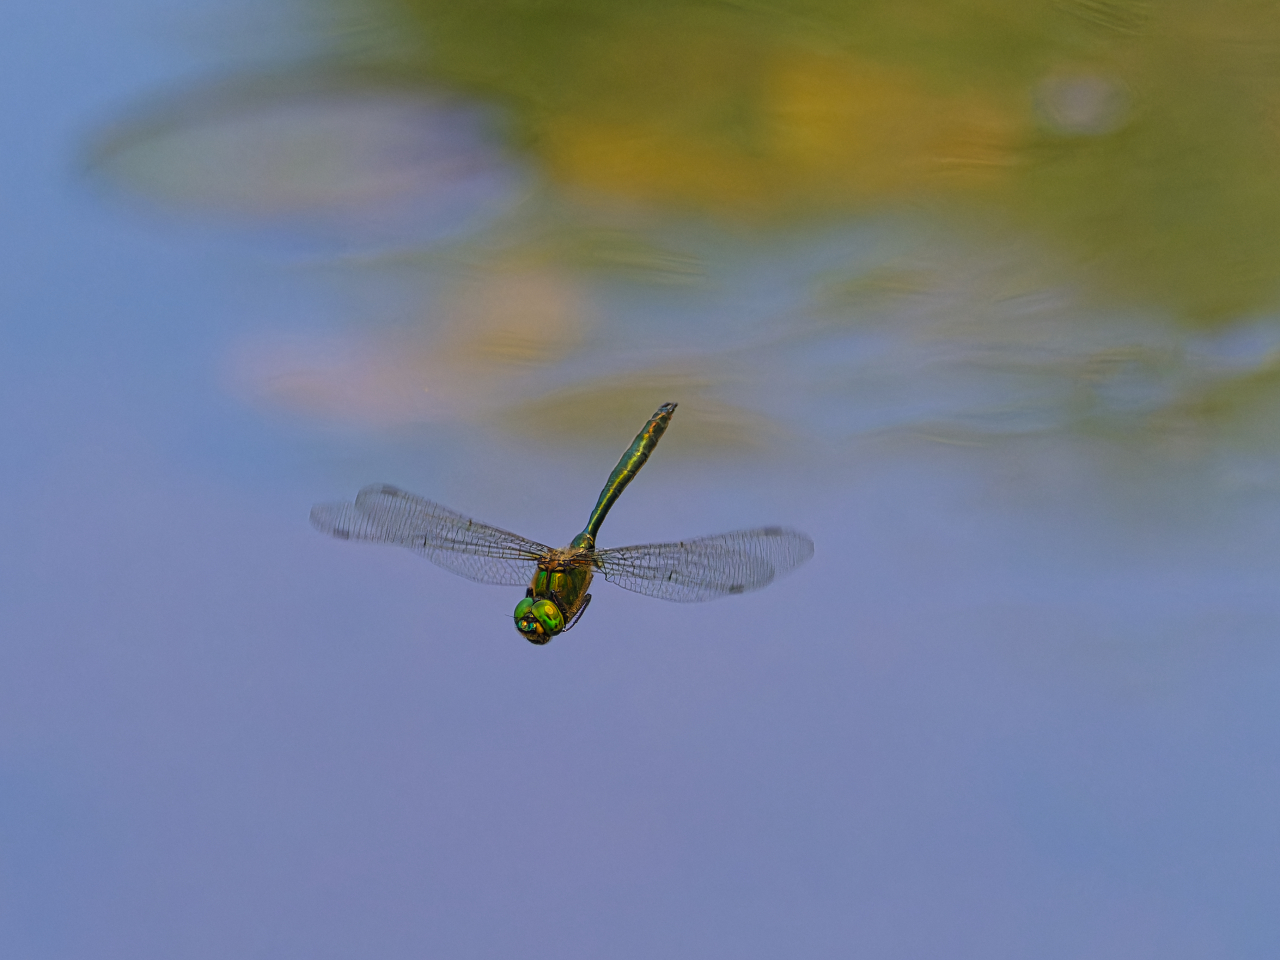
[559,594,592,634]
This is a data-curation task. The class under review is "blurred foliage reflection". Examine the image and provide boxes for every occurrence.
[356,0,1280,322]
[95,0,1280,466]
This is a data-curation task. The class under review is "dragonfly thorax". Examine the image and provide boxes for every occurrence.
[513,545,595,643]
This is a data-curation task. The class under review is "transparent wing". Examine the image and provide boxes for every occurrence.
[594,527,814,602]
[310,483,550,586]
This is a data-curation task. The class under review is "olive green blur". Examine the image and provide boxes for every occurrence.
[339,0,1280,323]
[100,1,1280,459]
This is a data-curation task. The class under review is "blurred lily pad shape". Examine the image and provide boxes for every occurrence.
[90,76,527,242]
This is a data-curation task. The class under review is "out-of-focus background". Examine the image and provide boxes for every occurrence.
[5,0,1280,956]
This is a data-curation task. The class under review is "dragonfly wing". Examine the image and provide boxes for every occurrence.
[310,484,550,587]
[594,527,814,602]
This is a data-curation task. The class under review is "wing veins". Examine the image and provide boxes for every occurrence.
[594,527,814,603]
[311,484,549,586]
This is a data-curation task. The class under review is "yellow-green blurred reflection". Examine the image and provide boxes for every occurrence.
[95,0,1280,466]
[346,0,1280,322]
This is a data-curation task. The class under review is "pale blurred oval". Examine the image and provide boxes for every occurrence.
[1034,73,1130,137]
[92,82,527,240]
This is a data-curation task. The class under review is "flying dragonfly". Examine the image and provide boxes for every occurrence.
[310,403,814,643]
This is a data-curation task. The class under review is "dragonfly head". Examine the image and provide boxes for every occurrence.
[513,597,564,644]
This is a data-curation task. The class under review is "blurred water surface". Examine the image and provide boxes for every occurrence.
[94,0,1280,461]
[4,0,1280,957]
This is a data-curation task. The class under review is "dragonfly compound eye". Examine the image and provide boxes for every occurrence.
[531,599,564,635]
[513,597,554,644]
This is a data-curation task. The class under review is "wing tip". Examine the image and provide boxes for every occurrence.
[757,526,815,565]
[310,502,355,540]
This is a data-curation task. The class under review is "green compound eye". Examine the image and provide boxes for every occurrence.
[514,597,556,644]
[531,599,564,634]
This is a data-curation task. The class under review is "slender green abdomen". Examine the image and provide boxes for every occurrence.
[575,402,677,547]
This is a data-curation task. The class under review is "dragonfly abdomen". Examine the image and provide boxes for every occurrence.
[580,402,677,542]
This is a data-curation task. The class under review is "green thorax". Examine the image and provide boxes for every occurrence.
[580,402,676,542]
[515,549,595,642]
[530,560,592,614]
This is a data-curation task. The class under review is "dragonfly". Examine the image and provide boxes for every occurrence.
[310,402,814,643]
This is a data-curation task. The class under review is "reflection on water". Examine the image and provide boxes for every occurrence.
[1033,72,1129,136]
[93,74,527,242]
[93,0,1280,470]
[226,222,1280,473]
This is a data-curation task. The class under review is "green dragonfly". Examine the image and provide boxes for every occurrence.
[310,403,813,643]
